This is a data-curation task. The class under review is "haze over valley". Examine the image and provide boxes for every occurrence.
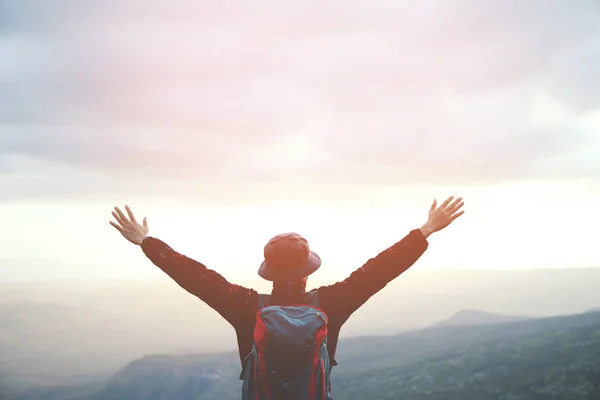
[1,267,599,392]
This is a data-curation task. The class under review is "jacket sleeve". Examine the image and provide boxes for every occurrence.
[140,236,257,327]
[317,229,429,324]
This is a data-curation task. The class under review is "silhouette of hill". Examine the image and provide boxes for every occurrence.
[434,309,533,327]
[2,267,600,392]
[13,310,600,400]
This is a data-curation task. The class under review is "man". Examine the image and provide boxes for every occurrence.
[109,196,464,398]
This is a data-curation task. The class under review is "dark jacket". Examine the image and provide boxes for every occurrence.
[140,229,429,368]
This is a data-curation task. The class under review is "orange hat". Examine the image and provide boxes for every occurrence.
[258,233,321,281]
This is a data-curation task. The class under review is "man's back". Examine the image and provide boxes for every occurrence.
[241,292,332,399]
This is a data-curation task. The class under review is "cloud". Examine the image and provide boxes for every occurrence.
[1,0,600,201]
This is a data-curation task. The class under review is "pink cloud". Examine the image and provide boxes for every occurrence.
[1,0,600,201]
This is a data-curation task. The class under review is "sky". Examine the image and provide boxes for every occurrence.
[1,0,600,284]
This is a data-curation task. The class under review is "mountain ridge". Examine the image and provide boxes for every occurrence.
[9,310,600,399]
[3,267,600,393]
[98,310,600,400]
[434,308,534,327]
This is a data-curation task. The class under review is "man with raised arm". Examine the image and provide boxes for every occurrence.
[109,196,464,399]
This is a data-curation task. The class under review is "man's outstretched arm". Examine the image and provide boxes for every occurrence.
[109,205,256,327]
[318,196,465,324]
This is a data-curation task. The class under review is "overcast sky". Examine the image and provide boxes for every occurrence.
[1,1,599,283]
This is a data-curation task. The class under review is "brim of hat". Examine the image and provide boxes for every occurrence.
[258,251,321,282]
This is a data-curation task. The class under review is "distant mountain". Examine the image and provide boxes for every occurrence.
[434,309,533,327]
[3,267,600,392]
[95,354,241,400]
[14,310,600,400]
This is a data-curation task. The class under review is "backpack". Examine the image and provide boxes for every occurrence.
[241,291,333,400]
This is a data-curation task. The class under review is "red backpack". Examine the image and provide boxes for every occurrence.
[240,292,333,400]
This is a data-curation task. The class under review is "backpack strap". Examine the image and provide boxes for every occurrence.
[240,294,270,381]
[305,290,320,307]
[307,290,338,367]
[257,294,271,309]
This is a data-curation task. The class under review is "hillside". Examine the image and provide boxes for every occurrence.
[2,267,600,388]
[333,311,600,399]
[12,310,600,400]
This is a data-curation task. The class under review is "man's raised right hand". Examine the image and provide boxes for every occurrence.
[419,196,465,238]
[110,205,149,246]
